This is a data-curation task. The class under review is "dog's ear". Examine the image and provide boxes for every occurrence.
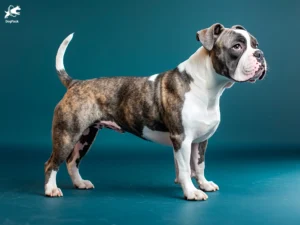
[196,23,225,51]
[231,25,247,31]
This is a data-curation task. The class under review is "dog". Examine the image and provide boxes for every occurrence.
[4,5,21,19]
[44,23,267,200]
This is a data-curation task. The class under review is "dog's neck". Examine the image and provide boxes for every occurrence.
[178,46,234,99]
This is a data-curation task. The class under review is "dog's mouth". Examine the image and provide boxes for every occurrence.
[248,65,266,83]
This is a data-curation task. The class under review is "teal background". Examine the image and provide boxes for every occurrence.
[1,0,300,225]
[1,0,300,148]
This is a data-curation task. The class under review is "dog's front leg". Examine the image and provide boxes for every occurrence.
[174,151,196,183]
[191,141,219,192]
[171,135,208,201]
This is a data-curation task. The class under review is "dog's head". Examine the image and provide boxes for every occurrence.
[196,23,267,83]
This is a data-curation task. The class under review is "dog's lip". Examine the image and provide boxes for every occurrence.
[248,74,260,82]
[248,78,257,83]
[259,69,266,80]
[247,66,266,82]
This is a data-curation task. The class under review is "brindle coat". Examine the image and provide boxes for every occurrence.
[45,68,194,185]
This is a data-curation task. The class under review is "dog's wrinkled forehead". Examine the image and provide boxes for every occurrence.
[216,27,258,49]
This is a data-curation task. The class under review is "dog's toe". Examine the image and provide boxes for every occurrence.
[184,188,208,201]
[199,181,219,192]
[45,187,63,197]
[74,179,95,189]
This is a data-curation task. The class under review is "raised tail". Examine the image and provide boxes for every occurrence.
[56,33,75,88]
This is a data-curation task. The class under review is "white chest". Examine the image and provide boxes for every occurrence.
[182,91,221,143]
[142,89,221,146]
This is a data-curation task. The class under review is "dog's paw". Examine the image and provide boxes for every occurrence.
[184,188,208,201]
[74,179,95,189]
[45,186,63,197]
[199,180,219,192]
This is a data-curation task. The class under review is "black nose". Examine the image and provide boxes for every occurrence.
[253,50,264,61]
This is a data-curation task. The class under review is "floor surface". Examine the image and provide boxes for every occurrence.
[0,145,300,225]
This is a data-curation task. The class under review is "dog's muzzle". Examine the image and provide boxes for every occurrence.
[248,50,267,83]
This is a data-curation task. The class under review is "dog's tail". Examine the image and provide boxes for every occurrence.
[56,33,75,88]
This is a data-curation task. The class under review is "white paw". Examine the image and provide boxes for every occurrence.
[45,186,63,197]
[184,188,208,201]
[74,179,95,189]
[199,180,219,192]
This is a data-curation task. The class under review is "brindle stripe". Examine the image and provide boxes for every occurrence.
[198,140,208,165]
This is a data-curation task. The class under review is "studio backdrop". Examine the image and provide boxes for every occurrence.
[1,0,299,151]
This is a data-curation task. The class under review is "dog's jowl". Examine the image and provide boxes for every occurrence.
[44,23,267,200]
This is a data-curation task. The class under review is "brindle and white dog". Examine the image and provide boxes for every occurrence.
[45,23,267,200]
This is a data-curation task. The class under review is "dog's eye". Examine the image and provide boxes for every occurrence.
[232,44,242,50]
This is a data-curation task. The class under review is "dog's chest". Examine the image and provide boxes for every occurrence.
[142,88,221,145]
[182,90,221,143]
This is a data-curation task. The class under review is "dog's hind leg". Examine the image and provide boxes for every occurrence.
[44,105,87,197]
[44,129,79,197]
[66,123,100,189]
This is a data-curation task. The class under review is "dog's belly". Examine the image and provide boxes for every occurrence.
[142,127,172,146]
[141,122,219,146]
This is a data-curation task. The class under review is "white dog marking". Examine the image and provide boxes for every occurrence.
[231,29,261,82]
[142,127,172,146]
[45,170,63,197]
[148,74,159,82]
[179,47,230,144]
[173,138,208,200]
[170,47,232,199]
[56,33,74,71]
